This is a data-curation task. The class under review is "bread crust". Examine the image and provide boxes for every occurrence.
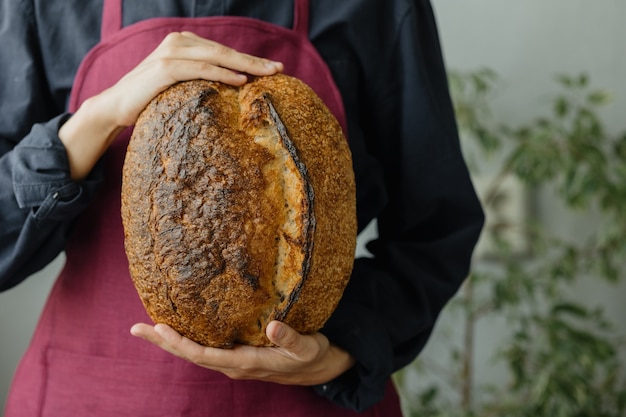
[121,74,356,347]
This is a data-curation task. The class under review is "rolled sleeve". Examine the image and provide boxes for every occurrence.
[10,114,102,220]
[12,114,75,208]
[0,114,103,290]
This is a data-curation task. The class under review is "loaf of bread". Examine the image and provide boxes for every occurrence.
[121,74,356,347]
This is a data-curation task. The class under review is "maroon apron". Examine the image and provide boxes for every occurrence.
[4,1,402,416]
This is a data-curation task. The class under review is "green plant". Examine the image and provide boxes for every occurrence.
[395,70,626,416]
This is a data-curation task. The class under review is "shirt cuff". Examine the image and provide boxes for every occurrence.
[11,113,103,219]
[315,289,394,412]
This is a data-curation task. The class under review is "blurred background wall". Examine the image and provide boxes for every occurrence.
[2,0,626,412]
[431,0,626,325]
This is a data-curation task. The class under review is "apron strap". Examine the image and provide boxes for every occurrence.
[292,0,310,36]
[101,0,123,40]
[100,0,309,40]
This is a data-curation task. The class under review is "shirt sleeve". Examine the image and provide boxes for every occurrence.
[0,115,104,291]
[0,0,103,290]
[314,1,484,411]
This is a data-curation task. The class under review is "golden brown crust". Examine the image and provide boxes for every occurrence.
[121,74,356,347]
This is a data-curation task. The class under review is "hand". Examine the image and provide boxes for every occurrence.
[100,31,284,127]
[59,31,283,180]
[130,320,356,386]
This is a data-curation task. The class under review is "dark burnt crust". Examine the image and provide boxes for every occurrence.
[123,75,356,347]
[264,95,316,322]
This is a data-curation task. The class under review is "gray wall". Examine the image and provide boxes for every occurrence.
[2,0,626,412]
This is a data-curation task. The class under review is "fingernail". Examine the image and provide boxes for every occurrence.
[272,322,285,340]
[265,61,282,71]
[130,324,145,339]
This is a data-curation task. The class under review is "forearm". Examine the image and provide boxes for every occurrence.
[58,96,124,181]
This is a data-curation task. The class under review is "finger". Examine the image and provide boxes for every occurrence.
[130,322,160,340]
[152,323,215,362]
[130,323,190,357]
[149,58,250,86]
[152,324,260,371]
[150,32,282,79]
[138,51,277,87]
[177,31,284,75]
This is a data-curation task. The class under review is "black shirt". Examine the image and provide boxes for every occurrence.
[0,0,484,411]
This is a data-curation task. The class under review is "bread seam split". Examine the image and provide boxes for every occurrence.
[264,95,315,322]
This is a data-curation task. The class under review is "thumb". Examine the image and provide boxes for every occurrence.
[266,321,313,360]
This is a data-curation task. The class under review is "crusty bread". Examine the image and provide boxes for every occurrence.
[121,74,356,347]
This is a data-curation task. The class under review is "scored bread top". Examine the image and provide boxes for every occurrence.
[121,74,356,347]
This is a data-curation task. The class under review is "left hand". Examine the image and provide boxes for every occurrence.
[130,320,355,386]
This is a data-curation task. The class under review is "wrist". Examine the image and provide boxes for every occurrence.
[330,344,356,376]
[58,95,124,180]
[311,343,356,386]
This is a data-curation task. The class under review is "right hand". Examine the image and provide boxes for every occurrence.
[101,31,284,127]
[59,32,283,180]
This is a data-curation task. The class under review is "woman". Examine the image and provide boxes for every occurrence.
[0,0,484,415]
